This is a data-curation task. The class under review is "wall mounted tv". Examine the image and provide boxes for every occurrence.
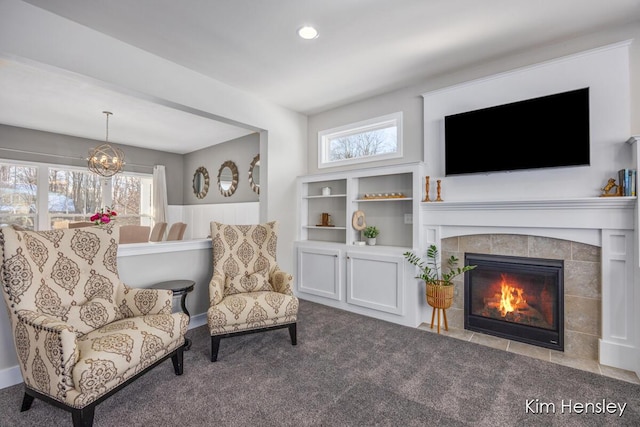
[444,87,590,176]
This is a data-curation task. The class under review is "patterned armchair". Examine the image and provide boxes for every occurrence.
[0,225,189,427]
[207,221,298,362]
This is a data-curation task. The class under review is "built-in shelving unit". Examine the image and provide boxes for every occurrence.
[294,162,424,328]
[297,162,423,248]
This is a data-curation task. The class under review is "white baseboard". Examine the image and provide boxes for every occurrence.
[0,313,208,390]
[599,339,639,373]
[0,365,23,390]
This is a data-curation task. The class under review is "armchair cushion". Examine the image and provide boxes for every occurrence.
[207,290,298,334]
[73,312,187,405]
[224,268,272,295]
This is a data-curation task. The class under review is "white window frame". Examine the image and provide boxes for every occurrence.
[0,158,153,230]
[318,112,403,169]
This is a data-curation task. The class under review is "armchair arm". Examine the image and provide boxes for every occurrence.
[270,267,294,296]
[115,284,173,317]
[209,271,225,306]
[14,309,79,399]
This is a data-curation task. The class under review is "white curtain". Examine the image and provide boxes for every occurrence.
[152,165,168,228]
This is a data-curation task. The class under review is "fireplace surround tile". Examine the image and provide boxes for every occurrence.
[565,295,601,336]
[564,260,601,299]
[529,236,572,259]
[570,241,600,262]
[490,234,528,256]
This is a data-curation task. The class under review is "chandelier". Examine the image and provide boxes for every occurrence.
[87,111,125,177]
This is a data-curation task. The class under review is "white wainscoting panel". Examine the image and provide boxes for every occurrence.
[168,202,260,240]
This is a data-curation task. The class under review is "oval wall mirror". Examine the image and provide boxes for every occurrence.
[218,160,239,197]
[193,166,210,199]
[248,154,260,195]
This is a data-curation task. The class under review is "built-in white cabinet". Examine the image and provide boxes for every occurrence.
[346,251,404,315]
[294,162,424,327]
[296,245,342,300]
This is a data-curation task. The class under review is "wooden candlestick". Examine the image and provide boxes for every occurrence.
[435,179,443,202]
[423,176,431,202]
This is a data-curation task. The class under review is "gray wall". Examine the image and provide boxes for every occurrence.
[183,133,260,205]
[0,124,184,205]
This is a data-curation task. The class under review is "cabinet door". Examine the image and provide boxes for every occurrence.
[297,246,342,300]
[346,252,404,315]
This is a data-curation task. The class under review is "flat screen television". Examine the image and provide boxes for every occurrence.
[444,87,590,176]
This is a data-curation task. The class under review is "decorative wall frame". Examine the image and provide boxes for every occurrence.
[248,154,260,195]
[193,166,210,199]
[217,160,239,197]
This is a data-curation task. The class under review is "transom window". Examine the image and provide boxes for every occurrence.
[0,160,152,230]
[318,112,403,168]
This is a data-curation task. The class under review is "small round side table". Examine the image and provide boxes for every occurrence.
[148,279,195,350]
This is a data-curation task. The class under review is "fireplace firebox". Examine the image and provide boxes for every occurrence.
[464,253,564,351]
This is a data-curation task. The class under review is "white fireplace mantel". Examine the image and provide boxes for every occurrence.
[421,197,636,248]
[420,196,638,374]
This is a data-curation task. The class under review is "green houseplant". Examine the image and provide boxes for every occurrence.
[403,244,477,312]
[363,226,379,246]
[403,244,476,286]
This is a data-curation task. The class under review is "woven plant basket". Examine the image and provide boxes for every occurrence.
[426,281,455,309]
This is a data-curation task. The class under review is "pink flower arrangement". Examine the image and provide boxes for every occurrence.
[90,207,117,225]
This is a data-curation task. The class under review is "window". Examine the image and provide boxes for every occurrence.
[318,112,403,168]
[111,173,153,226]
[0,163,38,229]
[48,167,103,228]
[0,160,153,230]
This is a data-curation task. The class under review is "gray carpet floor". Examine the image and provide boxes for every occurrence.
[0,300,638,426]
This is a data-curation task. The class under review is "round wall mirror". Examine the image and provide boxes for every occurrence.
[217,160,239,197]
[248,154,260,195]
[193,166,210,199]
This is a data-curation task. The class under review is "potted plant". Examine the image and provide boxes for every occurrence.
[363,225,379,246]
[403,245,476,310]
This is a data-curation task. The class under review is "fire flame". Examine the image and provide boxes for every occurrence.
[498,274,526,317]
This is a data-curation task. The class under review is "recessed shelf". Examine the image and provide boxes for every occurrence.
[304,194,347,199]
[303,225,347,230]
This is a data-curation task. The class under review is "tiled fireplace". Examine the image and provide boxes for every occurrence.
[441,234,596,359]
[420,197,637,372]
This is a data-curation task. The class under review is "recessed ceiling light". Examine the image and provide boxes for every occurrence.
[298,26,319,40]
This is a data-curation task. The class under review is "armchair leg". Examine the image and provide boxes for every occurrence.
[288,323,297,346]
[71,405,95,427]
[20,392,34,412]
[210,335,221,362]
[171,347,184,375]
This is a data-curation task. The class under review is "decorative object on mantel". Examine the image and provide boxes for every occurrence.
[362,192,405,199]
[423,176,431,202]
[317,212,334,227]
[87,111,125,177]
[403,245,476,333]
[600,178,622,197]
[435,179,443,202]
[363,225,379,246]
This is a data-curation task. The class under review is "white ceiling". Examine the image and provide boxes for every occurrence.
[3,0,640,154]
